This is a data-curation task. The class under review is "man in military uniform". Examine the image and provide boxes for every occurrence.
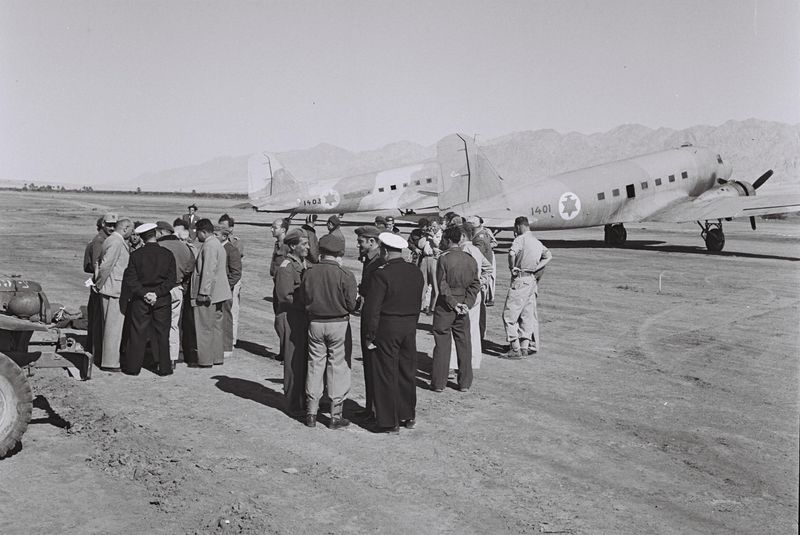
[300,218,320,264]
[121,223,176,376]
[301,234,358,429]
[270,218,289,279]
[354,225,385,419]
[362,232,424,433]
[274,229,309,416]
[430,226,480,392]
[501,216,552,359]
[83,215,111,359]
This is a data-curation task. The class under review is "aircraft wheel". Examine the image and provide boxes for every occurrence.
[604,224,627,247]
[705,228,725,252]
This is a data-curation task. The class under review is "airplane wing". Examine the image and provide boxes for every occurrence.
[644,192,800,223]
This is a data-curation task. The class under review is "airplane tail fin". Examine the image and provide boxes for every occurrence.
[247,152,302,204]
[436,134,504,211]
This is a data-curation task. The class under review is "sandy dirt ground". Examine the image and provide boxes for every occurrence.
[0,190,798,534]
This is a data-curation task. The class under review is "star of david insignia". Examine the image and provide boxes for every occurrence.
[324,192,337,205]
[561,195,578,216]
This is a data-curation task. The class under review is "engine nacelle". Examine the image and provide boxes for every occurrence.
[696,180,755,202]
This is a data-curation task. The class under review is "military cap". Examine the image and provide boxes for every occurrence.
[284,228,305,244]
[374,215,387,225]
[379,232,408,250]
[156,220,174,233]
[104,212,119,224]
[327,215,341,226]
[319,234,345,256]
[135,222,157,234]
[188,203,198,210]
[355,225,381,239]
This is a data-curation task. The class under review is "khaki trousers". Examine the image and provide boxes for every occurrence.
[502,275,539,350]
[194,302,224,365]
[169,287,184,362]
[101,295,124,368]
[306,320,351,415]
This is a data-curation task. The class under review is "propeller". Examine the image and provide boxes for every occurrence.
[752,169,773,190]
[749,169,774,230]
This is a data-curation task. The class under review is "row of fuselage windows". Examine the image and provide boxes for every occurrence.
[596,171,689,200]
[376,177,435,193]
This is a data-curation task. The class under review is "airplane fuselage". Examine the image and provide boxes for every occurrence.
[467,146,732,230]
[252,161,442,214]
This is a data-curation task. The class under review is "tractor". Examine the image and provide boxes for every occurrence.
[0,278,92,458]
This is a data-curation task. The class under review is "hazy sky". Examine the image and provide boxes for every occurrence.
[1,0,798,185]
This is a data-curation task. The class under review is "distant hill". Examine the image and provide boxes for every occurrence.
[121,119,799,193]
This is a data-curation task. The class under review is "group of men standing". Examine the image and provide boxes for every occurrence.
[267,211,551,434]
[83,205,244,376]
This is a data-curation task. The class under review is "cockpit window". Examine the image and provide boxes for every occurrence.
[717,155,723,164]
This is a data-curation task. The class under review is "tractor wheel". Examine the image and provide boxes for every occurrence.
[0,354,33,458]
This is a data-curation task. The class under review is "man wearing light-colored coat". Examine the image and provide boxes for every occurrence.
[190,219,232,366]
[96,218,133,369]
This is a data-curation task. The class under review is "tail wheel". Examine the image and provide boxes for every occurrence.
[0,354,33,458]
[705,228,725,252]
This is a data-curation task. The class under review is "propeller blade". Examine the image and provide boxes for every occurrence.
[753,170,773,190]
[750,216,757,230]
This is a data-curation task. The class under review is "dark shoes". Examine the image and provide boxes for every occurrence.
[458,386,469,392]
[329,418,350,430]
[100,366,121,373]
[485,300,494,307]
[304,414,317,428]
[378,425,400,434]
[499,349,524,360]
[401,419,416,429]
[430,385,444,393]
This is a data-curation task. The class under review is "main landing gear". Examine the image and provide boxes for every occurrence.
[604,223,627,247]
[698,220,725,252]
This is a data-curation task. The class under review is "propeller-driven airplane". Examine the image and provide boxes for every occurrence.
[248,134,800,251]
[435,135,799,251]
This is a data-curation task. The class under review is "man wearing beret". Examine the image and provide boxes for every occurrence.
[190,218,231,367]
[362,232,424,433]
[354,225,384,419]
[274,228,309,415]
[122,223,176,375]
[300,234,358,428]
[326,215,346,246]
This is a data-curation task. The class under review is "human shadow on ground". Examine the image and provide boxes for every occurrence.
[235,339,278,359]
[481,339,509,358]
[211,375,374,431]
[415,351,459,391]
[30,395,71,429]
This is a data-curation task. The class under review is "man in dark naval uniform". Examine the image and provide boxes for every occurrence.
[354,225,385,419]
[362,232,424,433]
[121,223,177,376]
[274,228,309,416]
[431,226,480,392]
